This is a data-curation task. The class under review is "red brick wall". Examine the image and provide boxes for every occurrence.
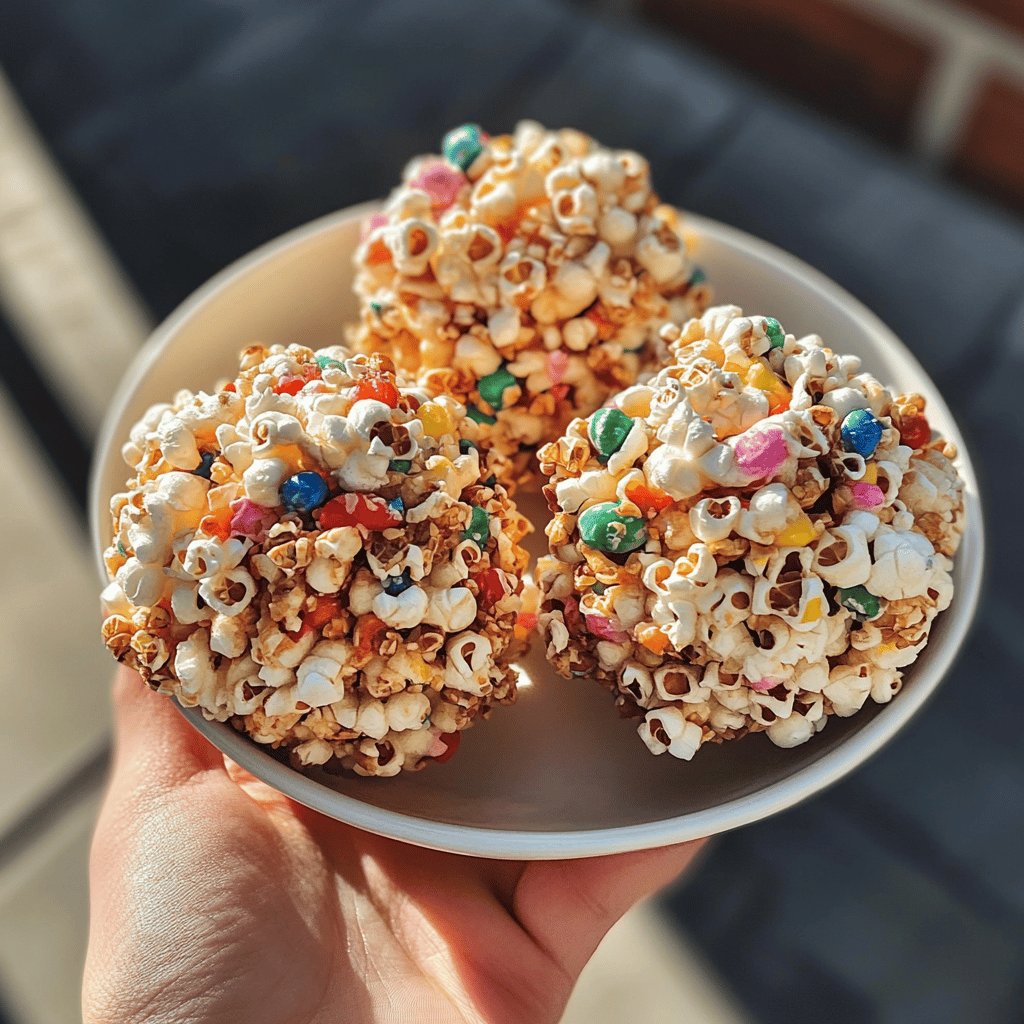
[639,0,1024,214]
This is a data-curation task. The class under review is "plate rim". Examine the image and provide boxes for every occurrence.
[90,206,985,860]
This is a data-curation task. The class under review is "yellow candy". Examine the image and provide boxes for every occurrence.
[776,512,817,547]
[417,402,455,438]
[862,463,878,484]
[800,596,823,624]
[746,359,791,406]
[682,339,725,367]
[703,340,725,367]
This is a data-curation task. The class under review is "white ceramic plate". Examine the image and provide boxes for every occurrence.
[90,205,984,860]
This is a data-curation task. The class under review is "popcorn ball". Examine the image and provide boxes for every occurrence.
[100,344,530,776]
[537,305,965,758]
[350,120,709,488]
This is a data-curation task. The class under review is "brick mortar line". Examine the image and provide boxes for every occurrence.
[912,38,988,163]
[830,0,1024,166]
[837,0,1024,79]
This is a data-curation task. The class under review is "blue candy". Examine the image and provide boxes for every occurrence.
[192,451,216,479]
[840,408,883,458]
[388,496,405,517]
[442,123,484,171]
[383,568,413,596]
[280,471,329,513]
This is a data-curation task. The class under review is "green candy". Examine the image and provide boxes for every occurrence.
[838,585,882,620]
[389,458,412,473]
[477,365,517,412]
[578,502,647,554]
[315,354,345,371]
[588,408,634,463]
[763,316,785,350]
[462,506,491,547]
[466,403,497,425]
[442,123,485,171]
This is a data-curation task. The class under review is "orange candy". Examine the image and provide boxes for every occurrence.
[637,626,670,655]
[586,305,615,341]
[353,376,400,408]
[366,238,391,266]
[517,611,538,633]
[199,506,233,541]
[353,614,389,658]
[625,481,673,515]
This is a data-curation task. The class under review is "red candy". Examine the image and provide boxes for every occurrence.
[899,414,931,450]
[315,492,403,530]
[273,376,306,396]
[472,568,507,606]
[353,376,400,408]
[432,730,461,764]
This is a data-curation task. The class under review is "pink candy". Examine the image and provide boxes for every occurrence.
[734,425,788,480]
[585,614,630,643]
[425,729,450,759]
[229,498,275,538]
[747,677,778,693]
[850,482,884,509]
[409,161,465,211]
[360,212,388,241]
[548,349,569,384]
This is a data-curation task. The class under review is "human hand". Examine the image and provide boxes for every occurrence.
[84,668,704,1024]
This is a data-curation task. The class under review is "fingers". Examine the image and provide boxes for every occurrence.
[514,840,706,977]
[110,665,224,790]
